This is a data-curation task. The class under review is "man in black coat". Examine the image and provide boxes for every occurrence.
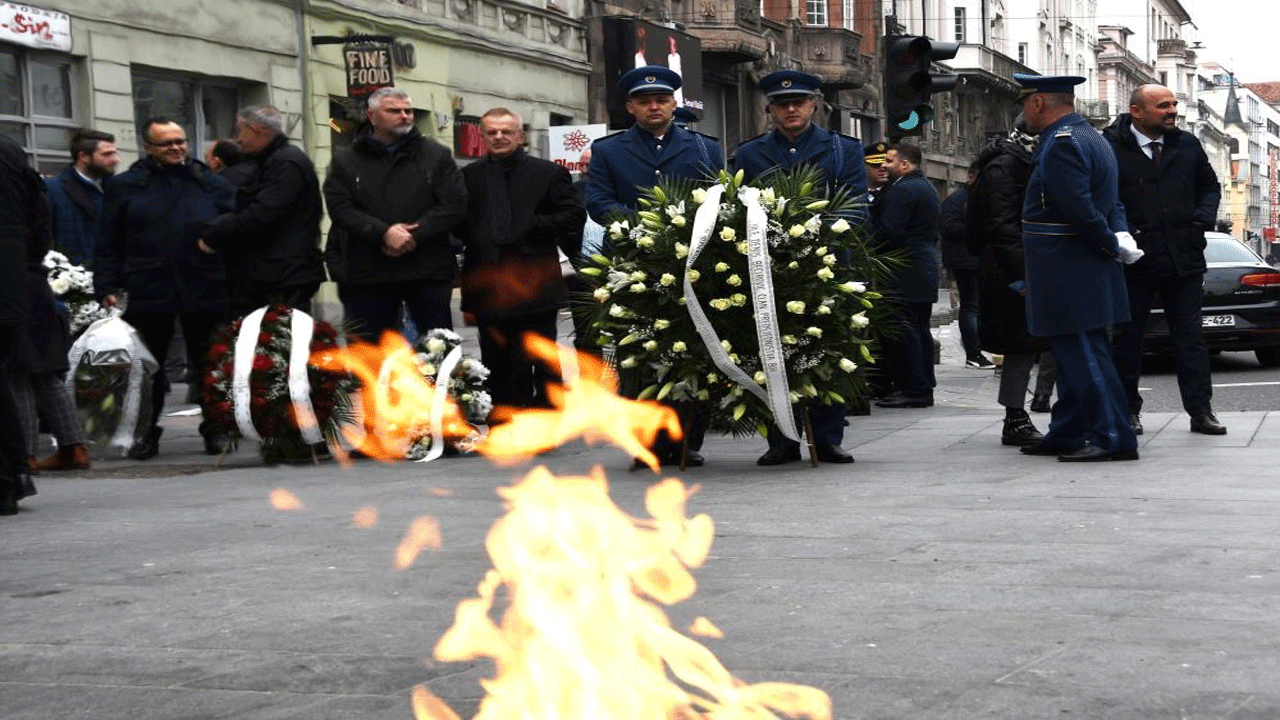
[200,106,326,317]
[967,119,1050,446]
[96,117,235,459]
[874,142,940,408]
[1103,84,1225,436]
[456,108,585,417]
[939,161,992,368]
[323,87,468,342]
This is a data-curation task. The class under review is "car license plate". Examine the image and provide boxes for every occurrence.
[1202,314,1235,327]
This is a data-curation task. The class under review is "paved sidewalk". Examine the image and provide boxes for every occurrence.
[4,328,1280,719]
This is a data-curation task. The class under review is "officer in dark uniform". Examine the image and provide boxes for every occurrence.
[585,66,724,225]
[586,65,725,467]
[863,141,890,209]
[1015,74,1143,462]
[735,70,866,466]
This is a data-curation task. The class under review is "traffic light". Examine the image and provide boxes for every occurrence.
[882,36,960,137]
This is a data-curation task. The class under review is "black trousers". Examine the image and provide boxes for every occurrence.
[881,300,936,398]
[125,311,224,431]
[1112,272,1213,415]
[228,281,320,321]
[340,280,453,344]
[477,310,559,414]
[0,325,27,500]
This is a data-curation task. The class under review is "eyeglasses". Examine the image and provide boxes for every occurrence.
[146,138,188,148]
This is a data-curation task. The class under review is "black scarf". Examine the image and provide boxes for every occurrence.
[481,148,524,261]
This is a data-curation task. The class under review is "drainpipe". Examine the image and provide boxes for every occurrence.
[294,0,313,151]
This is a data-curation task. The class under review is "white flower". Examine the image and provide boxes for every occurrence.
[815,246,828,256]
[773,198,788,217]
[729,353,740,363]
[729,293,747,306]
[788,225,806,238]
[761,187,777,206]
[608,304,628,317]
[671,215,687,228]
[714,262,730,273]
[806,327,823,338]
[593,287,611,301]
[823,253,838,266]
[659,273,677,287]
[653,319,671,330]
[671,341,687,352]
[816,304,832,315]
[851,312,870,328]
[665,201,686,219]
[421,362,437,376]
[753,371,767,384]
[782,335,797,344]
[839,281,866,294]
[720,227,736,241]
[674,242,689,258]
[735,241,749,254]
[786,301,806,314]
[720,341,731,352]
[816,267,835,280]
[49,276,71,296]
[630,271,646,281]
[609,220,630,238]
[709,298,731,311]
[692,188,707,204]
[426,338,446,354]
[839,358,858,372]
[636,237,655,249]
[686,269,701,282]
[804,217,822,233]
[642,340,658,351]
[629,282,647,293]
[830,218,851,234]
[619,356,639,368]
[788,261,800,269]
[726,274,742,286]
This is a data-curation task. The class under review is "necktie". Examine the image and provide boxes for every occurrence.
[1150,140,1162,167]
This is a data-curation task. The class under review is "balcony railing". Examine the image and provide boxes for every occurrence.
[669,0,767,62]
[1157,38,1187,57]
[946,44,1031,92]
[796,27,868,90]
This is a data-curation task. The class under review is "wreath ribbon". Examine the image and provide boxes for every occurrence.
[230,307,324,445]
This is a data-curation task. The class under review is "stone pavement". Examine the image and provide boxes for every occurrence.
[4,325,1280,719]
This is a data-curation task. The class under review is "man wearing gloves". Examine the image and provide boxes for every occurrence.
[1013,74,1143,462]
[1103,85,1225,436]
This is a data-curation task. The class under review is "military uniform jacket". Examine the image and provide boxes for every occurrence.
[1022,112,1130,337]
[585,124,723,224]
[733,125,867,197]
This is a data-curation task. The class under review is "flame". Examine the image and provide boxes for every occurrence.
[430,465,831,720]
[412,684,462,720]
[478,334,683,470]
[688,617,724,639]
[352,505,379,528]
[395,515,443,570]
[309,332,475,461]
[269,488,304,511]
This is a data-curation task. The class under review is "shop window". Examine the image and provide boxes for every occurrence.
[0,46,78,174]
[131,71,239,153]
[454,115,485,158]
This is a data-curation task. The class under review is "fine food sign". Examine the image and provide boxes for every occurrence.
[345,43,394,98]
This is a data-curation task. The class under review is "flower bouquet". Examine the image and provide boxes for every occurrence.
[204,304,355,462]
[43,250,109,336]
[65,311,159,456]
[576,165,896,439]
[403,328,491,461]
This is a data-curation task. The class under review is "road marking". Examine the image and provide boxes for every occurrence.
[1213,381,1280,388]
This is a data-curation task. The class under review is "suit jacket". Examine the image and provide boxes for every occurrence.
[876,170,940,303]
[456,149,586,320]
[1023,113,1129,337]
[585,123,723,224]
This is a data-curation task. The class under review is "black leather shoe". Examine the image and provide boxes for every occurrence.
[1020,441,1076,456]
[1,494,16,516]
[665,450,704,468]
[814,444,855,464]
[16,471,37,500]
[127,427,163,460]
[203,432,231,456]
[1129,413,1143,435]
[875,393,933,408]
[1029,394,1052,413]
[1190,413,1227,435]
[756,445,802,466]
[1002,412,1045,446]
[1057,444,1139,462]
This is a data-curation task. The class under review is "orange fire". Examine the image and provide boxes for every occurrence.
[412,466,831,720]
[478,334,683,471]
[310,332,475,461]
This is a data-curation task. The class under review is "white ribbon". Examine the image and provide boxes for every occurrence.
[231,307,268,443]
[682,183,800,441]
[415,344,464,463]
[288,310,323,445]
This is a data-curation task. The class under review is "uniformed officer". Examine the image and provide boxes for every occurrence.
[584,66,724,225]
[863,141,890,208]
[587,65,724,468]
[1015,74,1144,462]
[735,70,866,466]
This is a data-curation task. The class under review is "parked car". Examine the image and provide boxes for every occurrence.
[1144,233,1280,367]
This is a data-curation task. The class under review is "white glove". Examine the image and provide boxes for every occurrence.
[1115,231,1144,265]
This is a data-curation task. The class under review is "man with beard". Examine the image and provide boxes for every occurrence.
[456,107,584,418]
[966,116,1049,446]
[323,87,468,342]
[46,129,119,268]
[1103,84,1224,436]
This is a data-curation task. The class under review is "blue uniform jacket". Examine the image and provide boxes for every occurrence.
[585,124,723,224]
[733,125,867,198]
[1023,112,1130,337]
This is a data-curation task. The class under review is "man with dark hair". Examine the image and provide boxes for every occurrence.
[323,87,468,342]
[95,117,235,459]
[199,105,327,317]
[874,142,940,408]
[456,107,585,417]
[1103,84,1225,436]
[45,129,119,267]
[1014,74,1141,462]
[940,159,991,368]
[204,139,244,177]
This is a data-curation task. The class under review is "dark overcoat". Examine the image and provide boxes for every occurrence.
[585,124,722,223]
[967,137,1048,355]
[456,149,586,320]
[1,137,64,373]
[875,170,940,304]
[94,157,234,315]
[1022,113,1130,337]
[1101,115,1220,279]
